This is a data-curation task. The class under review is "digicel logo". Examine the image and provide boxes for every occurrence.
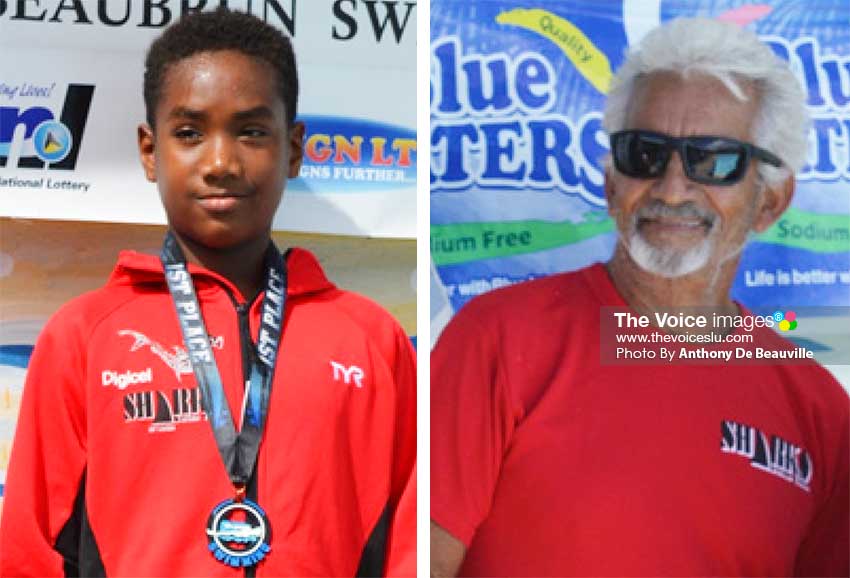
[102,368,154,390]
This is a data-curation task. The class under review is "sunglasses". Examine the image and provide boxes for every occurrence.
[610,130,783,186]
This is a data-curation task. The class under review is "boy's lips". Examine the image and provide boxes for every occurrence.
[196,192,249,212]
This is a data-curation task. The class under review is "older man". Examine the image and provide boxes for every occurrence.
[431,18,849,577]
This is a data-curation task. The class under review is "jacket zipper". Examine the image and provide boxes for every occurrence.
[235,302,254,396]
[230,295,262,578]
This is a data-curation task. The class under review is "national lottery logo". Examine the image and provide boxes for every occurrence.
[773,310,798,331]
[32,121,72,163]
[0,83,94,170]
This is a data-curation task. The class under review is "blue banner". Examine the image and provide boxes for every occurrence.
[431,0,850,325]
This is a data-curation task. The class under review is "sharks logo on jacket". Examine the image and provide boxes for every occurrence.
[123,385,207,433]
[117,329,223,432]
[118,329,223,381]
[721,420,813,492]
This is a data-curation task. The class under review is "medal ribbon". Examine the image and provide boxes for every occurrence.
[161,232,286,487]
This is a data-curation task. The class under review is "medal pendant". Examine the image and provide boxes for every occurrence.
[206,498,272,567]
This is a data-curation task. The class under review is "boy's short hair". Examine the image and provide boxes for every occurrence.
[143,7,298,129]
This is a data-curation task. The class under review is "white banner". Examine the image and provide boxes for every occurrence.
[0,0,417,238]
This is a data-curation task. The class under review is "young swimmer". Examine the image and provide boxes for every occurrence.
[0,8,416,576]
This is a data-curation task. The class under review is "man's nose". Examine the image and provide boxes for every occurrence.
[202,135,242,181]
[650,150,700,205]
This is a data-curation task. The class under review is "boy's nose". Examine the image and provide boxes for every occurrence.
[203,135,243,180]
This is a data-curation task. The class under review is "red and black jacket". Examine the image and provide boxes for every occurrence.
[0,249,416,577]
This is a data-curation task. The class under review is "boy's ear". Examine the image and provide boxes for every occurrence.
[138,123,157,182]
[287,121,305,179]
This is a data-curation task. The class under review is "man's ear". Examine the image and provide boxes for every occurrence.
[752,174,794,233]
[604,167,618,217]
[287,121,305,179]
[138,124,157,183]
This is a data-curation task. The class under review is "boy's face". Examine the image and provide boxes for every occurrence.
[138,50,303,251]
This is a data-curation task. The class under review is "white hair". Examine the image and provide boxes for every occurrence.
[603,17,809,187]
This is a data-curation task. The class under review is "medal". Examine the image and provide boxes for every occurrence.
[162,232,287,568]
[206,496,272,567]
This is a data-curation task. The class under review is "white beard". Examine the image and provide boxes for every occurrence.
[624,225,717,278]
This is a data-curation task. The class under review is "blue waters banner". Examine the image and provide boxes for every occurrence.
[431,0,850,332]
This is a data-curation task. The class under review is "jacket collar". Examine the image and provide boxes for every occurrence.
[108,247,335,300]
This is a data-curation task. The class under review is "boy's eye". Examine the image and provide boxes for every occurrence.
[174,127,202,142]
[240,127,270,139]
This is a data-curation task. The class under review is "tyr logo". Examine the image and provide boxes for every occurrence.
[330,361,364,388]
